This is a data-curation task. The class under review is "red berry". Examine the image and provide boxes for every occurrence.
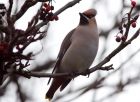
[45,6,51,12]
[131,22,136,28]
[116,36,121,42]
[47,12,53,18]
[43,3,48,8]
[51,6,54,10]
[49,17,54,21]
[54,16,59,21]
[130,19,136,23]
[121,36,127,42]
[131,1,136,7]
[49,16,59,21]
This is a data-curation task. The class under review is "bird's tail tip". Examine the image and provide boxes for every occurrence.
[45,93,53,101]
[45,96,51,102]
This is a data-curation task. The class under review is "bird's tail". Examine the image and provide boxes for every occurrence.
[60,79,71,91]
[45,78,64,100]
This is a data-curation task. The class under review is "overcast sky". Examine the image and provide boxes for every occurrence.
[0,0,140,102]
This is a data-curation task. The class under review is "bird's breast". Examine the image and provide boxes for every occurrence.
[60,33,98,73]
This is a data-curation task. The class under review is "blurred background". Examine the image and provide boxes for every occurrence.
[0,0,140,102]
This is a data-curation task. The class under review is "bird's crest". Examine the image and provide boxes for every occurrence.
[83,9,97,18]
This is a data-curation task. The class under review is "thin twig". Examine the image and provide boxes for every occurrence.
[35,0,82,30]
[12,0,37,22]
[7,0,13,17]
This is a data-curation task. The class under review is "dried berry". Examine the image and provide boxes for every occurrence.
[54,16,59,21]
[43,3,48,8]
[49,17,54,21]
[49,15,58,21]
[116,36,121,42]
[51,6,54,10]
[130,19,136,24]
[121,36,127,42]
[45,12,55,21]
[40,1,55,21]
[131,22,136,28]
[131,1,136,7]
[45,6,51,12]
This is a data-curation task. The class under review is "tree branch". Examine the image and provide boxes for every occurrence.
[12,28,140,78]
[7,0,13,17]
[89,28,140,73]
[12,0,37,23]
[35,0,82,30]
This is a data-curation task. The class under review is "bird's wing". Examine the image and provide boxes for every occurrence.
[47,29,75,84]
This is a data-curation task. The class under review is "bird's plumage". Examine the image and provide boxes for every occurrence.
[46,8,99,100]
[47,29,75,84]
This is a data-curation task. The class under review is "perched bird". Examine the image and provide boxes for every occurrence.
[46,8,99,100]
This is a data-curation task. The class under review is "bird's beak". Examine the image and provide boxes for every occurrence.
[79,13,89,25]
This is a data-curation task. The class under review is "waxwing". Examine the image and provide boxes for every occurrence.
[46,8,99,100]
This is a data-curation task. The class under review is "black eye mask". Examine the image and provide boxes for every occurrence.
[79,13,89,25]
[83,13,95,19]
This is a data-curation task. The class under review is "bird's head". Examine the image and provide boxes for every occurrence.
[79,9,97,26]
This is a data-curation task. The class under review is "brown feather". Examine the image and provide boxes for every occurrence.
[47,29,75,85]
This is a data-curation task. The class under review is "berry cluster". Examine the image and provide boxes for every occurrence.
[115,0,139,42]
[115,34,127,42]
[40,2,58,21]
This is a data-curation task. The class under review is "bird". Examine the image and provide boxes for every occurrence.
[46,8,99,100]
